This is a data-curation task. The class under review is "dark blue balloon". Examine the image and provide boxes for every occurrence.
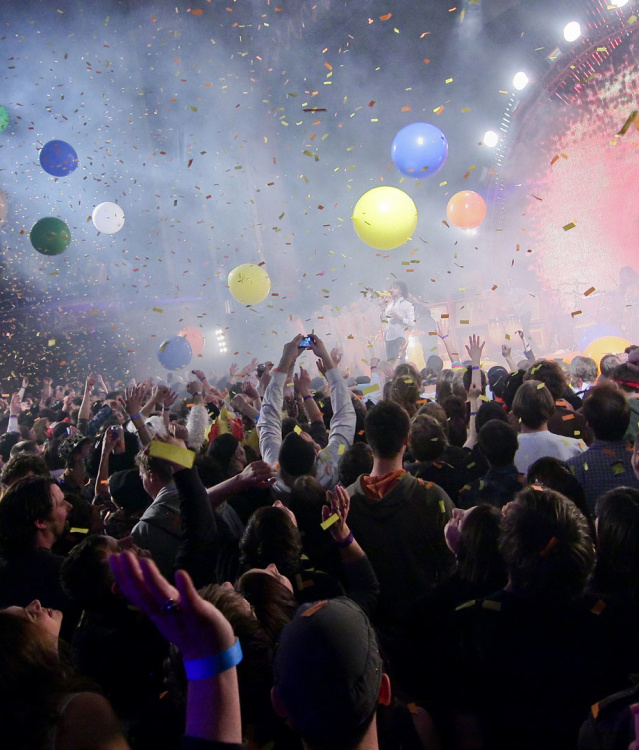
[391,123,448,178]
[158,336,193,371]
[39,140,79,177]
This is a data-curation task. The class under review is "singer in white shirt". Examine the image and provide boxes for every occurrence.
[381,281,415,362]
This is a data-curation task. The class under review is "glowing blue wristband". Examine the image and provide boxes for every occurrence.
[183,639,243,681]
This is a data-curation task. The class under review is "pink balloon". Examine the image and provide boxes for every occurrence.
[178,327,205,357]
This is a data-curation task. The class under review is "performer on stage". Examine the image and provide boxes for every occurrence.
[381,281,415,362]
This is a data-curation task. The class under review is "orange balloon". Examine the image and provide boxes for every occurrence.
[584,336,630,372]
[446,190,487,230]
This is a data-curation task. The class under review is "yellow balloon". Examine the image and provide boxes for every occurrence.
[584,336,630,371]
[228,263,271,305]
[352,186,418,250]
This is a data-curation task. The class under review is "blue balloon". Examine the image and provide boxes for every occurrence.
[158,336,193,371]
[39,140,79,177]
[577,324,622,353]
[391,123,448,178]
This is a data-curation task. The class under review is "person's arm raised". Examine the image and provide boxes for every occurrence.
[109,552,242,746]
[501,342,517,373]
[119,385,153,447]
[465,335,485,394]
[294,365,323,423]
[258,336,304,469]
[437,320,458,365]
[78,375,96,423]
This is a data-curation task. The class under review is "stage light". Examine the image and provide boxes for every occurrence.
[483,130,499,148]
[609,0,629,7]
[513,72,529,91]
[563,21,581,42]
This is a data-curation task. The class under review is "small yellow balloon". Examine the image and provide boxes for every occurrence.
[228,263,271,305]
[352,186,418,250]
[584,336,630,371]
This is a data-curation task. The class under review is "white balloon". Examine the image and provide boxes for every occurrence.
[92,202,125,234]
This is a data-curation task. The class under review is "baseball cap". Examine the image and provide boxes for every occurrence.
[273,597,383,743]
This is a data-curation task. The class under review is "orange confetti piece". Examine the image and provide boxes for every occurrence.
[401,106,411,112]
[571,310,582,317]
[324,61,333,71]
[379,12,392,20]
[150,16,157,22]
[584,287,595,296]
[191,8,203,15]
[423,58,431,64]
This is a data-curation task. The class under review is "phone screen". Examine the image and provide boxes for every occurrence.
[299,336,313,349]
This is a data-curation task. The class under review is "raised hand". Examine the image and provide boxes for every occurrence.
[323,485,352,544]
[293,365,312,396]
[235,460,277,491]
[502,343,512,358]
[109,551,235,661]
[465,334,485,364]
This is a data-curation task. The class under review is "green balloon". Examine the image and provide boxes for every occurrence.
[30,217,71,256]
[0,106,8,132]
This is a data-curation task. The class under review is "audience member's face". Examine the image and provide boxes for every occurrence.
[3,599,63,643]
[244,563,294,594]
[444,507,474,555]
[391,284,400,300]
[48,484,72,539]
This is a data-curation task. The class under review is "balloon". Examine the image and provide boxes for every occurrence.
[0,106,8,132]
[446,190,487,230]
[0,190,7,223]
[352,186,418,250]
[39,140,78,177]
[391,123,449,178]
[30,217,71,256]
[92,202,125,234]
[228,263,271,305]
[584,336,630,371]
[157,336,193,371]
[577,324,622,353]
[178,327,205,357]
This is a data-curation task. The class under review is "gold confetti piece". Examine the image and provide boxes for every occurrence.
[617,110,638,136]
[460,319,469,325]
[153,307,164,313]
[294,425,302,434]
[69,527,89,534]
[537,383,546,389]
[563,222,576,231]
[338,444,346,455]
[320,513,339,531]
[445,77,454,84]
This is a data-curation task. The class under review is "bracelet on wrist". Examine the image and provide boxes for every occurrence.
[303,394,313,401]
[183,639,243,681]
[334,531,354,549]
[440,334,449,339]
[130,413,142,421]
[163,407,171,411]
[472,365,480,371]
[470,411,477,416]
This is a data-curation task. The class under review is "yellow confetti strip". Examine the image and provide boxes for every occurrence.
[320,513,339,531]
[149,441,195,468]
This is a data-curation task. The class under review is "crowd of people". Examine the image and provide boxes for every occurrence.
[1,328,639,749]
